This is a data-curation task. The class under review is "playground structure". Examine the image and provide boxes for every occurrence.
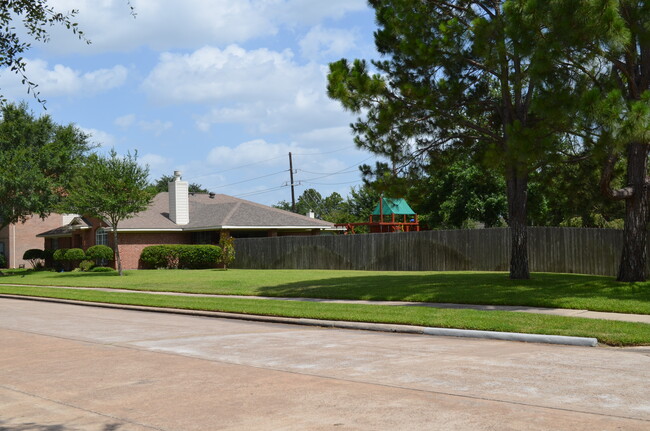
[336,197,420,234]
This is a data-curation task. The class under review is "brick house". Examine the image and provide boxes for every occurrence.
[37,172,340,269]
[0,214,81,269]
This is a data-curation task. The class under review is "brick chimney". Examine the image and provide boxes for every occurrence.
[168,170,189,225]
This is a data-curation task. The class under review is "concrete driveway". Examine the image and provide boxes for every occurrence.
[1,297,649,430]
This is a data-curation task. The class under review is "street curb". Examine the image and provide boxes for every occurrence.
[0,294,599,347]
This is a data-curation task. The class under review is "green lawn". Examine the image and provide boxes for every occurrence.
[1,285,649,346]
[1,268,649,314]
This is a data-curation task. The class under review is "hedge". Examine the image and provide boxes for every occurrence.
[140,245,222,269]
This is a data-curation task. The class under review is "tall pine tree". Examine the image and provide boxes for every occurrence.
[328,1,575,279]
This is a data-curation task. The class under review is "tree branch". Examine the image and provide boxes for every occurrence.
[600,152,633,200]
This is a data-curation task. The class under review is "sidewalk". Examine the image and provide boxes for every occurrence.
[2,283,650,324]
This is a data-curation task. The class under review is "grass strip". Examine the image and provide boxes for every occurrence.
[1,285,649,346]
[2,269,650,315]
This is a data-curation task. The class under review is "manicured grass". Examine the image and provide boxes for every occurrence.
[1,285,649,346]
[1,269,649,314]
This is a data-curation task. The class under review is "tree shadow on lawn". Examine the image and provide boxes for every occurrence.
[255,272,650,312]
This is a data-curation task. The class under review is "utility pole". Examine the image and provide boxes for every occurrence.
[289,152,296,212]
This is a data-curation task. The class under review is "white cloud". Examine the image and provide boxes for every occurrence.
[295,126,355,147]
[207,139,301,167]
[45,0,368,53]
[143,45,354,134]
[140,153,171,169]
[299,26,359,61]
[115,114,136,128]
[139,153,174,183]
[138,119,173,135]
[80,127,116,147]
[142,45,317,104]
[114,114,172,135]
[271,0,368,27]
[0,59,127,99]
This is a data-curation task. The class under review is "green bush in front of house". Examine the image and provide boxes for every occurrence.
[79,259,95,272]
[85,245,114,262]
[140,245,173,269]
[52,248,69,262]
[23,249,45,269]
[64,248,86,262]
[179,245,222,269]
[140,245,221,269]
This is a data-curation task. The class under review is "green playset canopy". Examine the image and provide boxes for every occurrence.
[371,198,416,216]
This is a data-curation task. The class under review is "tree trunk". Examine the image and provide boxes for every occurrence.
[617,142,649,282]
[112,228,123,276]
[506,169,530,279]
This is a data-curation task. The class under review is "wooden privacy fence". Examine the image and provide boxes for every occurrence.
[233,227,638,276]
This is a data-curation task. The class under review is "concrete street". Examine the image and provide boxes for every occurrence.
[1,297,649,430]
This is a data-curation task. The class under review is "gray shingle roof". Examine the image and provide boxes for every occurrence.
[37,217,92,237]
[117,192,336,231]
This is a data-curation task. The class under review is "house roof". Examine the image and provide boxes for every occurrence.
[37,217,92,238]
[39,193,337,237]
[371,198,416,216]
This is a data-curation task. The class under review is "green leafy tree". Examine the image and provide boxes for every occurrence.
[343,184,381,224]
[63,150,155,275]
[415,156,507,229]
[328,1,578,278]
[274,188,348,223]
[151,175,209,194]
[0,103,91,231]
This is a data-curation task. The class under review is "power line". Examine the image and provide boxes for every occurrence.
[300,155,376,182]
[299,167,359,175]
[303,179,364,186]
[209,169,287,189]
[186,145,356,182]
[291,144,356,156]
[233,184,288,198]
[187,154,289,181]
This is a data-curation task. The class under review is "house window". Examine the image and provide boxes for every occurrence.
[96,228,108,246]
[51,238,59,250]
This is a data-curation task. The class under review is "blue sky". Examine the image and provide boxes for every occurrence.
[1,0,381,207]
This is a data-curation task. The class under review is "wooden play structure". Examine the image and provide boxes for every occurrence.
[336,197,420,234]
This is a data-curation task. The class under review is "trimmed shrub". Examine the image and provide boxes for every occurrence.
[23,249,45,269]
[140,245,221,269]
[86,245,114,262]
[23,248,44,260]
[179,245,221,269]
[53,248,69,262]
[140,245,173,269]
[0,254,6,268]
[79,260,95,272]
[65,248,86,262]
[90,266,116,273]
